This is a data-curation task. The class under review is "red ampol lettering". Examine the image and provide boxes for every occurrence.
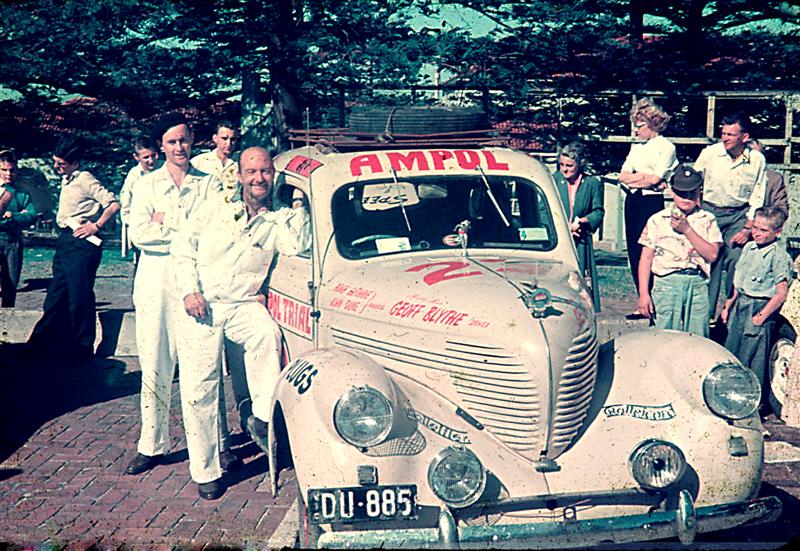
[350,154,383,176]
[429,150,454,170]
[386,151,429,172]
[482,151,509,170]
[454,150,481,170]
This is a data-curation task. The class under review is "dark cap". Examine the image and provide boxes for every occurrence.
[150,113,190,145]
[671,165,703,193]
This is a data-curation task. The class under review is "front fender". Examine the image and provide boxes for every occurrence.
[268,348,402,492]
[547,330,764,510]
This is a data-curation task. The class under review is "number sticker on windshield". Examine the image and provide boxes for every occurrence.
[376,237,411,254]
[361,182,420,211]
[519,227,549,241]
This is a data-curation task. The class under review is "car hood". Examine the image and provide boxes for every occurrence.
[319,253,599,462]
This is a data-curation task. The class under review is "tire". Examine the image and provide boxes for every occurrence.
[296,476,323,549]
[348,106,489,135]
[768,321,796,417]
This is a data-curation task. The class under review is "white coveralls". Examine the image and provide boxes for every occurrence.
[191,151,238,199]
[128,165,230,458]
[171,199,310,484]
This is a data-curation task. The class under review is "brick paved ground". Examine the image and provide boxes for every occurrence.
[0,349,298,549]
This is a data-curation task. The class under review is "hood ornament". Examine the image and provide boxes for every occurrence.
[520,281,551,318]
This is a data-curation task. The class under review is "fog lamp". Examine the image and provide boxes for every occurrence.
[427,446,486,508]
[629,440,687,490]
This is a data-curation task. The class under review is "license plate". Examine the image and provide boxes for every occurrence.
[307,485,418,523]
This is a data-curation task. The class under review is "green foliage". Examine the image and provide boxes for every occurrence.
[0,0,797,177]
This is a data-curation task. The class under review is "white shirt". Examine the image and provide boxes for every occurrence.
[638,207,723,277]
[621,135,678,196]
[693,142,767,219]
[128,165,224,255]
[119,164,150,225]
[56,170,118,229]
[191,151,238,197]
[171,199,311,303]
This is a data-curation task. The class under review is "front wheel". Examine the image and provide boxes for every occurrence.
[296,476,322,548]
[768,322,796,417]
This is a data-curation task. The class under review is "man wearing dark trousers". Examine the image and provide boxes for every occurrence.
[28,137,119,363]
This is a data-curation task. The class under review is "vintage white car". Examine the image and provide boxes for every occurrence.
[769,242,800,418]
[261,131,781,548]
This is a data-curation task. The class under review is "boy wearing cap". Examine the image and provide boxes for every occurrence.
[637,165,723,337]
[721,207,792,392]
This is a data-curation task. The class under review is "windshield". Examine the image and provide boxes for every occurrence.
[332,175,557,259]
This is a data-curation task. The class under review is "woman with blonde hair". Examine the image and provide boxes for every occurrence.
[554,141,604,311]
[619,98,678,320]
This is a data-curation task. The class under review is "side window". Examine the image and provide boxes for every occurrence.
[274,175,312,257]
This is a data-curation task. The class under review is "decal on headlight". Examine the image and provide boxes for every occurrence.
[406,408,471,444]
[603,403,676,421]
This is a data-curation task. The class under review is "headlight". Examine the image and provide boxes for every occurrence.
[629,440,687,490]
[703,362,760,420]
[427,446,486,508]
[333,386,393,447]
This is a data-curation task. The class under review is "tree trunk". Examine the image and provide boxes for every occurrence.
[240,69,275,151]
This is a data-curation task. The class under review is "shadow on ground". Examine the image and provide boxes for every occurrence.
[0,342,140,464]
[16,278,50,293]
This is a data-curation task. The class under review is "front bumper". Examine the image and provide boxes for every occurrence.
[317,492,782,549]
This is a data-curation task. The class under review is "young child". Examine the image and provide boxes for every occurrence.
[721,206,792,391]
[637,165,723,336]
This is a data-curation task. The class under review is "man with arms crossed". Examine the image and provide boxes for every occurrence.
[171,146,310,499]
[125,114,240,484]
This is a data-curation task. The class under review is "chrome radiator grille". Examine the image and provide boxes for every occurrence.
[546,323,599,458]
[330,328,543,454]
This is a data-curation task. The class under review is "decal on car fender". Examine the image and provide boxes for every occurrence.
[406,408,471,444]
[283,358,317,395]
[285,155,323,177]
[328,283,378,314]
[602,403,676,421]
[268,289,313,339]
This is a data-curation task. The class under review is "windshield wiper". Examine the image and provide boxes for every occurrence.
[390,168,412,233]
[477,166,510,228]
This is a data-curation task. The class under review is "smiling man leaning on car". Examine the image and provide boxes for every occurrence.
[170,146,310,500]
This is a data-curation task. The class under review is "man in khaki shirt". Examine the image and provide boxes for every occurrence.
[28,137,120,363]
[694,112,767,320]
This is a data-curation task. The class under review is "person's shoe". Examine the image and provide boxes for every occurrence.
[198,478,225,500]
[624,311,647,321]
[220,449,242,472]
[125,453,164,475]
[246,415,270,454]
